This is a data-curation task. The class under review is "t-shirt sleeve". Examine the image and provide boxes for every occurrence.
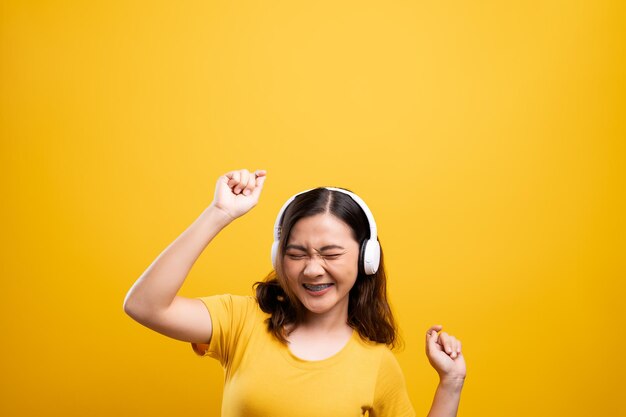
[190,294,256,367]
[371,349,416,417]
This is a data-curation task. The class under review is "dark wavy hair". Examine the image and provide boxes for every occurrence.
[253,188,401,349]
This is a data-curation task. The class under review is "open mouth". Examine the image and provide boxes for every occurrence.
[302,283,334,292]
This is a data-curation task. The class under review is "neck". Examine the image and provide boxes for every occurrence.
[299,304,350,334]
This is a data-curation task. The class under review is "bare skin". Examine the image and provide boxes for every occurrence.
[281,212,361,360]
[123,168,466,417]
[123,169,267,344]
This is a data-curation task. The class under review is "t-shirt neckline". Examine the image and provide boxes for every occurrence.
[280,329,358,369]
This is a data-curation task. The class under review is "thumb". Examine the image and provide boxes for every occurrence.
[426,324,443,347]
[251,170,267,198]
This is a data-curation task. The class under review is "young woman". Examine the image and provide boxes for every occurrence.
[124,168,466,417]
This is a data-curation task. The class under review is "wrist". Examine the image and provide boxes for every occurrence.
[204,204,237,226]
[438,375,465,392]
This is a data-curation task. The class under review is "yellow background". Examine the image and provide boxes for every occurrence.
[1,1,624,416]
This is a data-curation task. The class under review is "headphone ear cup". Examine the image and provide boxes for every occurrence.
[271,241,279,269]
[361,239,381,276]
[358,239,368,276]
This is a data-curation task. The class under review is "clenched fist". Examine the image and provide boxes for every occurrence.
[211,169,267,220]
[425,325,466,382]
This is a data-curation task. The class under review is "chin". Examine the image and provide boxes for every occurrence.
[303,303,333,315]
[298,294,346,316]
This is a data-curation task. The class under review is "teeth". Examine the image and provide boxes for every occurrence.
[303,283,333,291]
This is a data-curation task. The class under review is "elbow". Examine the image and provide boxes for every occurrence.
[123,293,142,320]
[123,293,161,324]
[122,297,132,316]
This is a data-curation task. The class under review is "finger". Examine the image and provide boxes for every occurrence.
[251,170,267,198]
[426,325,442,342]
[450,336,461,353]
[439,332,454,354]
[440,334,461,358]
[426,324,443,338]
[226,171,241,190]
[242,171,257,196]
[235,170,250,194]
[449,337,458,358]
[426,325,443,351]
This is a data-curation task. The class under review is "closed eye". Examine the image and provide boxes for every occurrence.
[285,253,343,260]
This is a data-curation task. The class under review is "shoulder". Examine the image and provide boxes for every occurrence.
[351,334,398,367]
[353,333,393,354]
[191,294,268,359]
[352,337,405,376]
[197,293,258,311]
[196,294,267,324]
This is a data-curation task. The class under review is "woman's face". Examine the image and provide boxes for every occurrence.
[282,212,360,320]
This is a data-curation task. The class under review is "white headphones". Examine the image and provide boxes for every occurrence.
[271,187,381,275]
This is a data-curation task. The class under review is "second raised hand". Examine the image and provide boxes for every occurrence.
[425,325,466,381]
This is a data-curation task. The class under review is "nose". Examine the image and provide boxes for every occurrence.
[302,256,325,278]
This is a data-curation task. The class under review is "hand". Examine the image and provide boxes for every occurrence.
[211,169,267,220]
[425,325,466,381]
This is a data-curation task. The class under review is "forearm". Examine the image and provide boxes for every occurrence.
[123,204,233,313]
[426,377,464,417]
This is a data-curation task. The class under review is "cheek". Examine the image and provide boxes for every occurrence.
[342,253,360,271]
[282,260,300,281]
[330,258,359,277]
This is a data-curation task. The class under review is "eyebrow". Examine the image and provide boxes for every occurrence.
[285,244,346,252]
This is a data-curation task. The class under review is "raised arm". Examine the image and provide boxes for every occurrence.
[123,169,267,344]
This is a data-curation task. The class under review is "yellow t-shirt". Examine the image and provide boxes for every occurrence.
[191,294,415,417]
